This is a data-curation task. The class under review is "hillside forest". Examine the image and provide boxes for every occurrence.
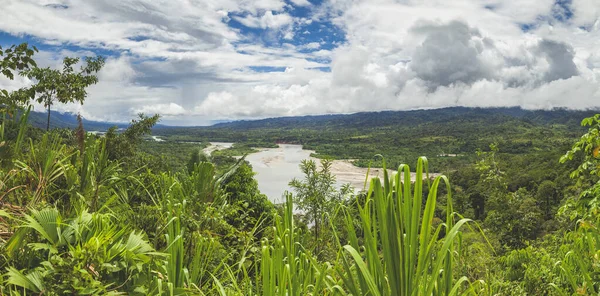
[1,43,600,295]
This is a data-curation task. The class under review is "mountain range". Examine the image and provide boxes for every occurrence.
[31,106,600,132]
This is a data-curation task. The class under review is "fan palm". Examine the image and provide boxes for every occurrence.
[3,208,161,295]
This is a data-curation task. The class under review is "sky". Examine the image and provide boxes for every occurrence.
[0,0,599,125]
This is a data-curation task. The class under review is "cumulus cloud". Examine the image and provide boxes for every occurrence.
[301,42,321,50]
[410,21,493,89]
[187,8,599,121]
[537,39,579,82]
[479,0,555,23]
[571,0,600,27]
[0,0,599,125]
[289,0,312,7]
[234,11,293,29]
[0,75,31,93]
[132,103,187,116]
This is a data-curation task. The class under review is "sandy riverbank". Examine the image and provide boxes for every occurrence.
[203,142,234,155]
[202,142,439,202]
[204,143,438,193]
[313,158,439,191]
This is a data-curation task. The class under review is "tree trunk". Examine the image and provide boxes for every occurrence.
[46,104,51,131]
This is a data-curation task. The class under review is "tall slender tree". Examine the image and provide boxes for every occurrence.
[23,56,105,130]
[289,159,352,255]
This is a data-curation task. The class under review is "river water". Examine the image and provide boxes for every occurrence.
[205,143,412,204]
[201,143,311,203]
[245,144,314,203]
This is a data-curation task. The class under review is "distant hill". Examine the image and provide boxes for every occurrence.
[151,106,600,149]
[29,106,599,133]
[205,107,599,130]
[27,110,127,131]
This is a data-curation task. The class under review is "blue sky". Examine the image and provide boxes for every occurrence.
[0,0,598,125]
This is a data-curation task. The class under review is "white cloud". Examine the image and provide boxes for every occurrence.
[237,0,287,13]
[182,0,600,122]
[301,42,321,50]
[1,0,599,125]
[289,0,312,7]
[132,103,187,116]
[480,0,555,23]
[234,11,293,29]
[409,21,493,89]
[193,84,320,118]
[571,0,600,27]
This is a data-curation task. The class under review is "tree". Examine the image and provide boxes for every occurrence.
[23,56,105,130]
[560,114,600,223]
[536,180,558,219]
[468,190,486,220]
[222,162,274,236]
[0,43,38,111]
[289,159,352,255]
[474,143,507,219]
[187,148,209,174]
[551,114,600,295]
[476,143,506,191]
[484,188,543,249]
[105,113,160,161]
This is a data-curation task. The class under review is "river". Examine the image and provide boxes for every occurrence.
[202,143,435,203]
[245,144,316,203]
[203,143,406,203]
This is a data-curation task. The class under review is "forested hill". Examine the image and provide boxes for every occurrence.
[154,106,600,173]
[206,107,598,130]
[24,110,126,131]
[26,109,169,131]
[32,106,598,131]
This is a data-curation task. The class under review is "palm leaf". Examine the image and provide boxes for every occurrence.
[5,267,45,293]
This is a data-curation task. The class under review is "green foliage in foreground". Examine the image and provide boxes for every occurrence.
[1,108,600,295]
[4,208,159,295]
[339,158,470,296]
[1,43,599,295]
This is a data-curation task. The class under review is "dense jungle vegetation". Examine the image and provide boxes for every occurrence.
[153,107,596,172]
[1,43,600,295]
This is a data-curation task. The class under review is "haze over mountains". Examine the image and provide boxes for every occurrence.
[32,106,600,131]
[26,110,128,131]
